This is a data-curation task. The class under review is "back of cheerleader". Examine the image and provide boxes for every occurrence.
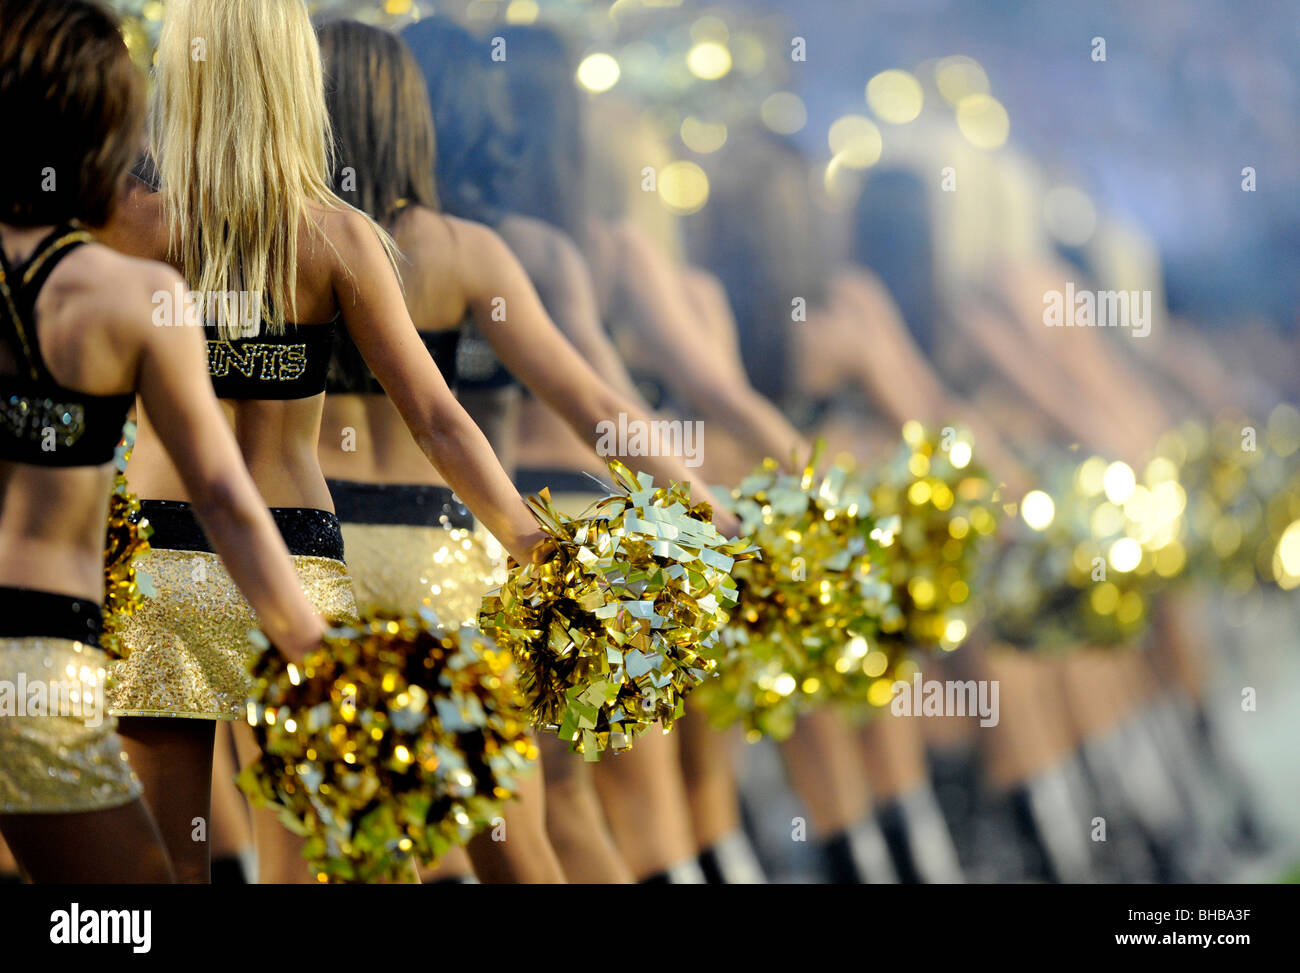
[0,223,140,814]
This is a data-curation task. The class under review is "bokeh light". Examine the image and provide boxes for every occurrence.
[866,69,924,124]
[576,52,621,93]
[955,93,1010,149]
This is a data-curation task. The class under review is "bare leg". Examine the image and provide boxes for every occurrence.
[1,801,174,884]
[229,720,315,884]
[590,726,698,879]
[536,734,633,882]
[778,708,871,838]
[118,716,215,884]
[858,709,928,802]
[210,721,252,877]
[978,650,1072,789]
[677,707,744,852]
[0,830,17,879]
[465,753,566,883]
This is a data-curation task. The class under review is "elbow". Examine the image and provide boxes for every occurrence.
[187,472,260,536]
[410,405,468,467]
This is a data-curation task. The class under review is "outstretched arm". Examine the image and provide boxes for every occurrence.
[453,217,740,537]
[605,222,807,472]
[328,209,547,562]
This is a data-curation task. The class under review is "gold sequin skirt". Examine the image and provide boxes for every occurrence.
[341,523,506,626]
[110,536,357,721]
[1,635,142,814]
[327,478,507,626]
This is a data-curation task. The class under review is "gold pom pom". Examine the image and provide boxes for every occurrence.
[238,610,537,884]
[478,460,757,758]
[696,450,893,741]
[865,422,1000,658]
[102,470,153,660]
[990,448,1187,648]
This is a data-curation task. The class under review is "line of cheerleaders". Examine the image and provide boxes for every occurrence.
[0,0,1294,884]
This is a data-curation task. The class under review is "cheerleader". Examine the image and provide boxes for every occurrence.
[396,16,718,883]
[491,23,817,883]
[854,149,1198,880]
[315,18,739,881]
[97,0,556,884]
[0,0,324,882]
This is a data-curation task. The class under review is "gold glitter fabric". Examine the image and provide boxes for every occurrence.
[0,636,142,813]
[108,551,357,720]
[341,523,506,626]
[101,472,153,660]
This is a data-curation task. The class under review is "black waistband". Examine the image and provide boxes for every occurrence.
[326,479,473,529]
[0,586,101,647]
[512,468,612,498]
[137,500,345,561]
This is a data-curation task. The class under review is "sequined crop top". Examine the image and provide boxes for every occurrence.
[0,224,132,467]
[455,319,517,392]
[205,316,338,400]
[325,322,461,395]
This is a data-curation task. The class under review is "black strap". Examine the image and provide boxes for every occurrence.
[0,223,92,382]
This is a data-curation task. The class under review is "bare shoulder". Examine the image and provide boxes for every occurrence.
[395,205,460,269]
[442,213,510,263]
[494,215,589,292]
[52,243,181,334]
[313,202,381,256]
[93,184,172,262]
[496,213,572,264]
[36,243,188,391]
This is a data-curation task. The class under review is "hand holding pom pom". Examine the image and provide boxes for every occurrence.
[238,610,537,883]
[479,460,757,758]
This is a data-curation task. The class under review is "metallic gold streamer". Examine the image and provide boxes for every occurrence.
[239,610,536,884]
[478,459,756,758]
[101,429,152,660]
[697,450,893,740]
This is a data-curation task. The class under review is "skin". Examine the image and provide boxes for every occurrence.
[318,205,733,522]
[317,203,741,883]
[527,223,799,876]
[0,215,326,883]
[97,187,552,883]
[583,220,806,469]
[208,722,252,873]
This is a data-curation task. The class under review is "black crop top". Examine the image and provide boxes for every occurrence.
[324,321,461,395]
[455,319,517,392]
[0,224,132,467]
[205,316,337,400]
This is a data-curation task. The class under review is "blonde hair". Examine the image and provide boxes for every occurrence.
[153,0,392,337]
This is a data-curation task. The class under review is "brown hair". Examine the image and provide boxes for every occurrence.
[317,19,438,225]
[0,0,144,227]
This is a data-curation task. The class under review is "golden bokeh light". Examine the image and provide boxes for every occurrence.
[827,113,886,168]
[680,116,728,154]
[1021,490,1056,530]
[761,91,807,134]
[955,93,1010,149]
[935,55,990,104]
[687,41,732,80]
[658,160,710,214]
[576,53,621,93]
[866,69,924,124]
